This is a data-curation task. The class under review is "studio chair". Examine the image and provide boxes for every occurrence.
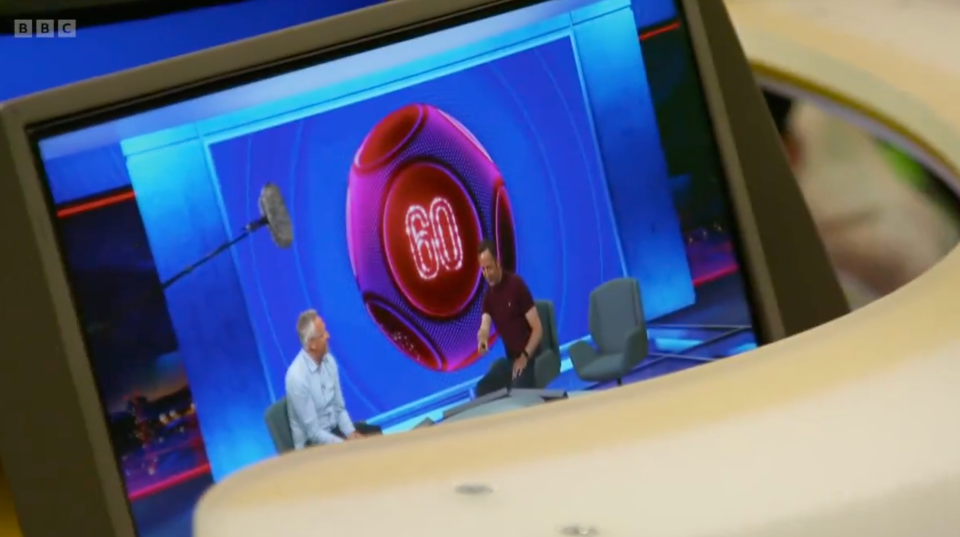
[569,278,648,386]
[483,299,561,390]
[264,397,295,454]
[533,299,561,388]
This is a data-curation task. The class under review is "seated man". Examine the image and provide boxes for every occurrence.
[285,309,379,449]
[474,240,543,397]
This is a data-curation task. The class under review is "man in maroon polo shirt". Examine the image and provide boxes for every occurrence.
[474,240,543,397]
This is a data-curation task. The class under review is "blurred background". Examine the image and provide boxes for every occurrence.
[762,89,960,309]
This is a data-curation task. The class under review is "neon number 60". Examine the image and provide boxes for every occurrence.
[405,197,464,280]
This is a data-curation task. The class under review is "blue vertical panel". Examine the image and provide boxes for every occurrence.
[570,5,695,318]
[203,128,310,403]
[124,139,274,480]
[45,144,131,204]
[632,0,677,28]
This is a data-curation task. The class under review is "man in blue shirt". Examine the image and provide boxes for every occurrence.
[285,309,365,448]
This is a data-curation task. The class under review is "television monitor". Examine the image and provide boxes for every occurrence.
[0,0,846,536]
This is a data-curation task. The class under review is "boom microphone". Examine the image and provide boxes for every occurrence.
[87,183,293,335]
[247,183,293,249]
[159,183,293,289]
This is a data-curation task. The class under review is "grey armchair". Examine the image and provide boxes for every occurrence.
[532,299,561,388]
[264,397,295,454]
[484,299,561,389]
[265,398,381,453]
[569,278,648,385]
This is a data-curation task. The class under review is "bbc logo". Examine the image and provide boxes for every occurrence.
[13,20,77,38]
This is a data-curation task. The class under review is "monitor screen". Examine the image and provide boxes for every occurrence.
[26,0,760,534]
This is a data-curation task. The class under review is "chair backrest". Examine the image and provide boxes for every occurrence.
[264,397,295,454]
[588,278,645,354]
[535,300,560,357]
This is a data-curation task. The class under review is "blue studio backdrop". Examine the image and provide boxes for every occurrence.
[36,0,684,482]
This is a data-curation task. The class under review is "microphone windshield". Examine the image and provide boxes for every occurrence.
[259,183,293,248]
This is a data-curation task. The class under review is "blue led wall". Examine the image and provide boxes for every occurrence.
[37,0,687,481]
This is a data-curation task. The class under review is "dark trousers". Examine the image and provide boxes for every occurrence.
[331,422,383,438]
[475,354,537,398]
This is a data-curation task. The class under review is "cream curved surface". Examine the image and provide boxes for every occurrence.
[195,4,960,536]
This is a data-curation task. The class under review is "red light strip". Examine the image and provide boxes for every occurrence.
[639,20,681,41]
[692,264,739,286]
[126,463,212,502]
[56,190,136,218]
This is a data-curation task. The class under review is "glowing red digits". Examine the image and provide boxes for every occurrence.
[405,205,438,279]
[404,197,464,280]
[430,198,463,272]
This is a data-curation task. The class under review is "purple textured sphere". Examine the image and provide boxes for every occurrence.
[346,103,517,372]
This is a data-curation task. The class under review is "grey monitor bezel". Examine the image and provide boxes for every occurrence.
[680,0,848,338]
[0,0,845,536]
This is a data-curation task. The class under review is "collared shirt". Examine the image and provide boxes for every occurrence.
[285,350,355,448]
[481,271,535,358]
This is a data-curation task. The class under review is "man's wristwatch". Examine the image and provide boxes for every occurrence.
[519,350,529,359]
